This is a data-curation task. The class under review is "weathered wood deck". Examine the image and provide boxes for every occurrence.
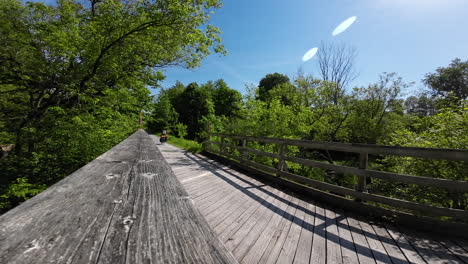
[154,137,468,264]
[0,130,237,264]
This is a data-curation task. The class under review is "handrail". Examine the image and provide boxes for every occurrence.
[204,134,468,222]
[0,130,237,264]
[210,133,468,161]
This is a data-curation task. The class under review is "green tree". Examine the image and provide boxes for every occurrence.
[0,0,225,212]
[147,92,178,133]
[212,79,242,117]
[378,107,468,210]
[173,83,212,140]
[257,73,290,102]
[423,58,468,103]
[404,94,437,116]
[347,72,410,143]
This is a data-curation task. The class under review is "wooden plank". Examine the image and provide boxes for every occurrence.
[293,201,316,264]
[278,170,468,220]
[203,172,269,228]
[200,187,244,216]
[182,174,218,192]
[370,223,409,264]
[207,151,468,238]
[397,228,446,264]
[258,197,299,264]
[383,223,426,264]
[241,193,293,264]
[210,133,468,161]
[225,188,283,252]
[0,130,237,264]
[404,230,465,263]
[284,156,468,192]
[194,173,250,208]
[198,187,240,214]
[219,190,277,244]
[276,198,307,264]
[437,238,468,263]
[334,210,359,264]
[205,188,256,229]
[358,220,393,264]
[453,239,468,253]
[191,182,226,201]
[194,169,269,219]
[184,173,223,192]
[170,136,466,264]
[231,189,288,260]
[213,181,271,235]
[325,208,343,264]
[310,204,327,264]
[346,217,376,264]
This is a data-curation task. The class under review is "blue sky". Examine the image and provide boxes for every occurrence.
[32,0,468,95]
[160,0,468,95]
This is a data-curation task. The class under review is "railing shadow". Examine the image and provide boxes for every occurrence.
[178,151,418,263]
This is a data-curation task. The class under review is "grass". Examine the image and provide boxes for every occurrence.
[166,135,203,153]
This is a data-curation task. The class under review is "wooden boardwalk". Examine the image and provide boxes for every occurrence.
[0,130,236,264]
[154,137,468,264]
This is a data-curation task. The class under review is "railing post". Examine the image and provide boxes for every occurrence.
[220,136,226,154]
[277,142,287,176]
[241,139,247,162]
[356,152,368,202]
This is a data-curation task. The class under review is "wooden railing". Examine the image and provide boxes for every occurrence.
[204,133,468,223]
[0,130,237,264]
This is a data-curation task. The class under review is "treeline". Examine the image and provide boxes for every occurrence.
[154,59,467,211]
[0,0,224,213]
[147,79,241,140]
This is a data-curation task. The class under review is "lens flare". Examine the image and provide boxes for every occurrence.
[332,16,357,36]
[302,47,318,62]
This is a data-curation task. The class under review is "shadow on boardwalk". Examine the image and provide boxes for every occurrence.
[156,139,468,264]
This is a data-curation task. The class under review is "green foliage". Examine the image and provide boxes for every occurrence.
[211,79,242,117]
[423,58,468,103]
[375,107,468,209]
[404,94,438,116]
[147,93,178,133]
[149,79,241,141]
[174,123,188,139]
[257,72,290,102]
[0,0,225,213]
[167,136,203,153]
[0,178,46,213]
[172,82,212,140]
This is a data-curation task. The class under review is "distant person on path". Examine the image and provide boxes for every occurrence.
[160,130,168,144]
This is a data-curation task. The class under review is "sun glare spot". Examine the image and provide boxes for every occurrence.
[332,16,357,36]
[302,47,318,62]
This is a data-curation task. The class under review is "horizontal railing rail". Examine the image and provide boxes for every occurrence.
[204,133,468,222]
[0,130,237,264]
[210,133,468,161]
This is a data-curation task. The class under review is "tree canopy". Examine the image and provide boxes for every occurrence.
[256,72,290,102]
[0,0,225,213]
[423,58,468,103]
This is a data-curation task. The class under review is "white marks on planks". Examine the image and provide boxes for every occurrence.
[23,240,40,254]
[139,159,155,163]
[180,172,212,183]
[141,173,158,178]
[105,173,120,180]
[122,216,136,232]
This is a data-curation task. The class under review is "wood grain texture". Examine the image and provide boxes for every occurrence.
[0,130,237,264]
[156,136,466,264]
